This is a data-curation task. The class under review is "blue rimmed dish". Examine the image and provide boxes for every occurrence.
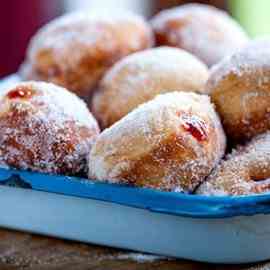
[0,167,270,264]
[1,75,270,264]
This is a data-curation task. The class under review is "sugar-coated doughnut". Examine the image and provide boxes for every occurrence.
[208,39,270,143]
[20,12,154,100]
[0,81,100,175]
[151,3,249,67]
[88,92,226,192]
[91,47,209,129]
[197,132,270,196]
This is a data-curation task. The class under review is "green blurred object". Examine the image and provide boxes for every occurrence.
[229,0,270,37]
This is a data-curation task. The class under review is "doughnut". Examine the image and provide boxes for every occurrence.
[151,3,249,67]
[208,39,270,143]
[20,12,153,100]
[0,81,100,175]
[197,132,270,196]
[91,47,209,129]
[88,92,226,192]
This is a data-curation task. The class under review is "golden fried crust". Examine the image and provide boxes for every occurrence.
[88,92,226,193]
[208,39,270,143]
[91,47,209,129]
[197,132,270,196]
[20,13,154,100]
[0,81,100,176]
[151,3,248,67]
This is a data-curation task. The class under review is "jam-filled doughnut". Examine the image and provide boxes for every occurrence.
[0,81,100,175]
[91,47,209,129]
[208,39,270,143]
[197,132,270,196]
[151,3,249,67]
[20,12,153,100]
[88,92,226,192]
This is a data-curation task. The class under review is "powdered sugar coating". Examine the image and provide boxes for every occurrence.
[89,92,226,192]
[20,11,154,99]
[151,3,249,67]
[208,39,270,90]
[92,47,209,128]
[208,39,270,142]
[197,132,270,196]
[0,81,100,175]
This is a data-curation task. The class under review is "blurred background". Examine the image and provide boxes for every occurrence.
[0,0,269,77]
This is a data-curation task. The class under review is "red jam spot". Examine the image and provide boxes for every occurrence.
[182,115,208,142]
[7,87,34,100]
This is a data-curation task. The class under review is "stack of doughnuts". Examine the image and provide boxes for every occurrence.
[3,4,270,197]
[197,39,270,196]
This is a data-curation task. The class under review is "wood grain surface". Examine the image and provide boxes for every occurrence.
[0,228,267,270]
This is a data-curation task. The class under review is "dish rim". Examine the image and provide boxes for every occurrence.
[1,167,270,219]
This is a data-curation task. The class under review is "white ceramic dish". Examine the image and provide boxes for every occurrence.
[0,167,270,264]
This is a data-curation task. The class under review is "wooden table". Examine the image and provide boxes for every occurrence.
[0,229,267,270]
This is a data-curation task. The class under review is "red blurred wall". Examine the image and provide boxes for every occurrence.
[0,1,62,78]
